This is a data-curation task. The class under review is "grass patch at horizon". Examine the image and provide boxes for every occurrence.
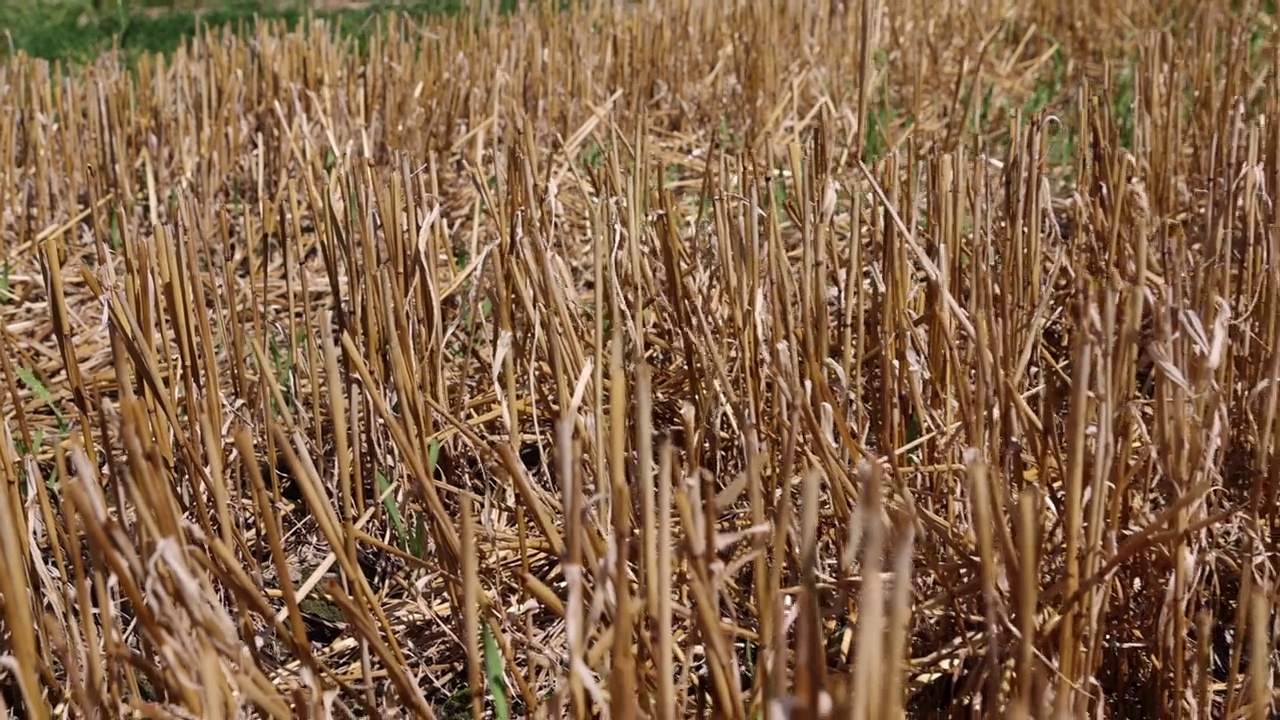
[0,0,520,65]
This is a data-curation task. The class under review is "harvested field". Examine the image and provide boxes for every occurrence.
[1,0,1278,717]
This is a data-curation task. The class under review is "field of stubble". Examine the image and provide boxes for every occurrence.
[1,1,1278,717]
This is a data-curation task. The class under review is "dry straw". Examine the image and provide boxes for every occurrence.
[0,0,1278,717]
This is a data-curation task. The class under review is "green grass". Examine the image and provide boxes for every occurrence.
[0,0,519,65]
